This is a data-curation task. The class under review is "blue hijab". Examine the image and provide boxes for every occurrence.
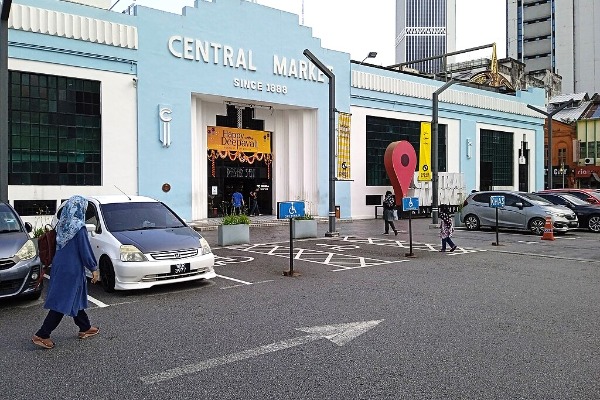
[56,195,88,250]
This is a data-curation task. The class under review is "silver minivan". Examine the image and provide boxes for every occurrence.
[460,191,578,235]
[0,202,44,300]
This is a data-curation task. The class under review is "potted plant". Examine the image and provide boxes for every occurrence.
[291,214,317,239]
[454,194,466,227]
[217,214,250,246]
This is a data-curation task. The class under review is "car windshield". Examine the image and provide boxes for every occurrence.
[588,191,600,201]
[0,205,23,233]
[560,194,589,205]
[519,193,553,205]
[100,202,186,232]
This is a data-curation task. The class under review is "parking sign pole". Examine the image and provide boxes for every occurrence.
[289,218,294,275]
[405,211,414,257]
[493,208,500,246]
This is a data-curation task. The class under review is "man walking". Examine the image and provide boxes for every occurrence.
[231,189,245,215]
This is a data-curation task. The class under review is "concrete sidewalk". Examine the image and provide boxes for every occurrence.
[192,215,443,248]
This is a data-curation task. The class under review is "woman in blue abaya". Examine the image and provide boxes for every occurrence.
[32,195,100,349]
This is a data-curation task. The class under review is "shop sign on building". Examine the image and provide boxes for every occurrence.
[207,126,271,153]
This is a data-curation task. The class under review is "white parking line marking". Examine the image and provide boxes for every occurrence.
[87,296,109,308]
[221,280,274,290]
[44,273,109,308]
[215,274,252,285]
[331,259,409,272]
[232,244,401,270]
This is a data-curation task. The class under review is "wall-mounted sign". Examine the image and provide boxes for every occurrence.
[226,167,256,179]
[336,113,351,180]
[159,104,172,147]
[207,126,271,153]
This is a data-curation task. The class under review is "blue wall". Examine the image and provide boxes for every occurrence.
[134,0,351,218]
[350,63,546,192]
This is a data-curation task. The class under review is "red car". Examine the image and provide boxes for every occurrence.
[539,189,600,205]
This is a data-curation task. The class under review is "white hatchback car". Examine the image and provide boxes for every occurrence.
[55,195,215,292]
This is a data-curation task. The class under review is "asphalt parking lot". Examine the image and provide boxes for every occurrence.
[2,218,600,399]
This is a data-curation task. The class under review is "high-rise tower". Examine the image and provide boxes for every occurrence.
[395,0,456,73]
[507,0,600,94]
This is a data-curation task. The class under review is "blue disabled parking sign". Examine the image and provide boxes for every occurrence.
[277,201,306,219]
[402,197,419,211]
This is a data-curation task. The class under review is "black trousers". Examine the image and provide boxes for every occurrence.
[249,200,260,215]
[36,309,91,339]
[384,219,397,233]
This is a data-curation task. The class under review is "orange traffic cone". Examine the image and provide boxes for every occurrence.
[541,216,555,240]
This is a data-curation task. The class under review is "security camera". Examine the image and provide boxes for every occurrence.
[132,77,138,83]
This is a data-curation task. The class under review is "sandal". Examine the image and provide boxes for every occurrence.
[78,326,100,339]
[32,335,55,349]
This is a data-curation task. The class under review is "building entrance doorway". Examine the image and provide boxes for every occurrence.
[206,106,273,217]
[207,162,272,217]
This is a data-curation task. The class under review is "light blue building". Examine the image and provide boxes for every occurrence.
[4,0,544,221]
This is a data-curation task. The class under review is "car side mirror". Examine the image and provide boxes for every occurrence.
[24,221,33,233]
[514,202,524,209]
[85,223,97,235]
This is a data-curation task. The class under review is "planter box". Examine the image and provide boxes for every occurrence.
[218,224,250,246]
[453,212,464,228]
[292,219,318,239]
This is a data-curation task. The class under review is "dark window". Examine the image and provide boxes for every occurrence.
[503,194,520,207]
[8,71,101,186]
[216,105,264,131]
[365,195,382,206]
[13,200,57,216]
[480,129,514,187]
[472,193,492,204]
[365,116,446,186]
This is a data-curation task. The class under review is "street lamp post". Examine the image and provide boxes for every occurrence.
[1,0,13,203]
[431,79,456,225]
[303,49,338,237]
[527,99,573,190]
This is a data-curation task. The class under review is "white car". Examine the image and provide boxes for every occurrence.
[55,195,215,292]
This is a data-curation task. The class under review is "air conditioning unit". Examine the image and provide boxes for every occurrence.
[584,158,595,165]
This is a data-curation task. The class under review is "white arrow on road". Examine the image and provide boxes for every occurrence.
[140,320,384,384]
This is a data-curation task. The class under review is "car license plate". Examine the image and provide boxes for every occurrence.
[171,263,190,275]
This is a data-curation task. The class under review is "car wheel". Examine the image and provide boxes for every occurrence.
[529,217,546,235]
[99,256,116,293]
[588,215,600,233]
[464,214,480,230]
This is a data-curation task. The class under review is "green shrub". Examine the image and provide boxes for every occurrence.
[33,227,46,238]
[222,214,251,225]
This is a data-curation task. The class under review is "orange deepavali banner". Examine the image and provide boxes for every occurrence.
[207,126,271,153]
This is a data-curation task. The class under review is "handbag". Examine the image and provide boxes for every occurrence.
[393,209,398,220]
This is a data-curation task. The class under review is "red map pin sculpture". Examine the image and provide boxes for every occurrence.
[384,140,417,204]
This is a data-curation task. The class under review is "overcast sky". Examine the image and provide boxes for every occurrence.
[112,0,506,65]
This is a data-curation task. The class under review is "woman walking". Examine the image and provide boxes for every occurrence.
[439,204,457,252]
[32,195,99,349]
[382,190,398,235]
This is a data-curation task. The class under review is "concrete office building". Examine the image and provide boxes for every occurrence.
[507,0,600,94]
[395,0,456,73]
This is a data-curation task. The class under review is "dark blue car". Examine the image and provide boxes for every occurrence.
[0,202,44,300]
[535,192,600,233]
